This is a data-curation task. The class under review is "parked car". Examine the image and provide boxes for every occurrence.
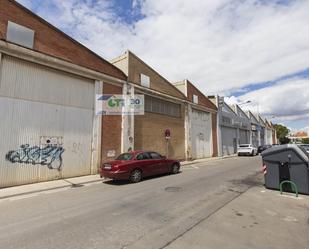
[99,150,181,183]
[299,144,309,153]
[237,144,258,156]
[257,144,272,154]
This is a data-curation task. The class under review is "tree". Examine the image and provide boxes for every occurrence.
[302,138,309,144]
[273,124,290,144]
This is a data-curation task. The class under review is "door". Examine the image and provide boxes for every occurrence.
[135,152,154,176]
[149,151,167,174]
[0,56,95,187]
[191,109,212,159]
[221,126,237,156]
[239,129,250,144]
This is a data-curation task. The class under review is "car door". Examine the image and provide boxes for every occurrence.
[149,152,166,174]
[135,152,153,176]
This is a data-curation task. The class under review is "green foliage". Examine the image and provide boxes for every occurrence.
[302,138,309,144]
[273,124,290,144]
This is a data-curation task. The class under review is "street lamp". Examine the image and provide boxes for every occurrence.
[238,100,252,106]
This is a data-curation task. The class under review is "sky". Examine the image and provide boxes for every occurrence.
[16,0,309,133]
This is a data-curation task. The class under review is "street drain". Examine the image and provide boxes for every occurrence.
[165,187,183,192]
[71,183,84,188]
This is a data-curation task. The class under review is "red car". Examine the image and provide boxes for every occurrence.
[99,150,181,183]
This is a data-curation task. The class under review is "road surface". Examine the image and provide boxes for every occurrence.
[0,156,262,249]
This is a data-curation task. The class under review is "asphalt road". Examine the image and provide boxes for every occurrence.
[0,156,263,249]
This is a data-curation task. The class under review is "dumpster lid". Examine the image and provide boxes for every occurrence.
[261,144,309,163]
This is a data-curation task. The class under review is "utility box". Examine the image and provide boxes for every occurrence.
[261,144,309,195]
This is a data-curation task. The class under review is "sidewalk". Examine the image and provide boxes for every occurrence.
[0,155,236,200]
[181,154,237,166]
[0,174,102,200]
[165,186,309,249]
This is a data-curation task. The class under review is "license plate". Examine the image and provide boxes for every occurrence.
[104,164,111,170]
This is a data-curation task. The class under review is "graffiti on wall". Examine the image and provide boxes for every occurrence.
[5,144,65,170]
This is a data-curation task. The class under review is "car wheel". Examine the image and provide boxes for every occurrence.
[129,169,142,183]
[251,150,254,156]
[171,163,180,174]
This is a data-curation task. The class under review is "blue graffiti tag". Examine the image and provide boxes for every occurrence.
[5,144,65,170]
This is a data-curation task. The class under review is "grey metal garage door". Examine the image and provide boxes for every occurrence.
[221,126,237,156]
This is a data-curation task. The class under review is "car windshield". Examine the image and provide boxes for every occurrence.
[300,145,309,151]
[115,153,133,161]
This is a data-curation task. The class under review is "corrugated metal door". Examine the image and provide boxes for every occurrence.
[0,56,95,187]
[191,109,212,159]
[221,126,237,156]
[252,131,258,147]
[239,129,250,144]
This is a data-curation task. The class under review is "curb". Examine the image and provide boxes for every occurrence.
[0,178,103,200]
[181,155,238,166]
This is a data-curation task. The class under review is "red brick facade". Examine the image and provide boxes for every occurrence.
[186,81,218,157]
[101,83,123,162]
[0,0,126,80]
[211,113,218,157]
[186,81,218,111]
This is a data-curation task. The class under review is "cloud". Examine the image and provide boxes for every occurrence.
[234,78,309,121]
[16,0,309,123]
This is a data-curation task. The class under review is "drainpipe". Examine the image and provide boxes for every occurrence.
[217,96,223,157]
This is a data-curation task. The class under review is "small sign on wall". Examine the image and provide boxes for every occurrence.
[40,136,63,146]
[107,150,116,158]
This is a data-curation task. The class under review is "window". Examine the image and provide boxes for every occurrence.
[149,152,163,159]
[193,94,198,104]
[136,152,151,160]
[7,21,35,49]
[141,74,150,88]
[145,95,181,118]
[222,116,231,125]
[116,153,133,161]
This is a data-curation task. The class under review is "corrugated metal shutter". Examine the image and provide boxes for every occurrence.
[221,126,237,156]
[191,109,212,159]
[239,129,250,144]
[0,56,95,187]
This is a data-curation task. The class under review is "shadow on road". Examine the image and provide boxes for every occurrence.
[103,172,182,186]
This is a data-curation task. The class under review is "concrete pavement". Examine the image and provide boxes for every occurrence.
[0,156,308,249]
[165,186,309,249]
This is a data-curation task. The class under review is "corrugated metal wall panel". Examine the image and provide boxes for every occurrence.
[0,56,95,187]
[191,109,212,159]
[221,126,237,156]
[239,130,250,144]
[0,56,94,109]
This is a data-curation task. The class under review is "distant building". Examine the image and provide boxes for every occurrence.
[288,131,308,143]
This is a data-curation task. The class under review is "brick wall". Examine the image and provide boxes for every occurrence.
[101,83,123,162]
[187,81,217,111]
[186,81,218,157]
[127,52,186,99]
[134,109,186,160]
[212,113,218,157]
[0,0,126,80]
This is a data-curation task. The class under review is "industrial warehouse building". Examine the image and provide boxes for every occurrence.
[174,80,218,159]
[111,51,187,160]
[0,0,126,187]
[0,0,277,188]
[209,96,253,156]
[247,111,261,147]
[232,105,251,145]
